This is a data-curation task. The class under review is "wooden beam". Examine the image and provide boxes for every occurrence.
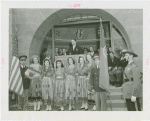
[110,21,114,51]
[54,38,110,42]
[54,20,110,28]
[52,26,55,63]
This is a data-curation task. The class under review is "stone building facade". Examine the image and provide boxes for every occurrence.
[9,9,143,71]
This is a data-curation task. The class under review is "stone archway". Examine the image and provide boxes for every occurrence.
[29,9,132,59]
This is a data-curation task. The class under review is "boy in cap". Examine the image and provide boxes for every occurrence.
[90,53,107,111]
[17,55,31,110]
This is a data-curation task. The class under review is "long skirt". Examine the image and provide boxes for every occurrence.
[77,76,88,103]
[65,75,77,105]
[42,77,54,105]
[30,76,42,102]
[87,73,95,102]
[54,78,65,106]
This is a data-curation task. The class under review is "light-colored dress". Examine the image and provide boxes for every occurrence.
[65,65,78,105]
[54,68,65,106]
[29,64,42,101]
[77,63,90,103]
[41,66,54,105]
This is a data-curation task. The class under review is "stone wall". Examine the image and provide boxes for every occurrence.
[9,9,143,71]
[104,9,143,71]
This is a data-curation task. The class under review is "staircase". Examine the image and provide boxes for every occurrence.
[106,86,127,111]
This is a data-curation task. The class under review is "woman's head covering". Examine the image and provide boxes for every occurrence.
[31,55,40,63]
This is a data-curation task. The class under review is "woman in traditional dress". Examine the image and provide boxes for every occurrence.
[86,53,96,111]
[65,57,78,111]
[41,58,54,111]
[29,55,42,111]
[77,56,90,110]
[54,60,65,111]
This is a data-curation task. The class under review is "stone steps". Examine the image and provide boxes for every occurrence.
[106,86,127,111]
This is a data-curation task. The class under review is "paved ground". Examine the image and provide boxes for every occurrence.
[9,99,95,111]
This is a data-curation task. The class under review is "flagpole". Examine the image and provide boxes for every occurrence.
[99,18,112,111]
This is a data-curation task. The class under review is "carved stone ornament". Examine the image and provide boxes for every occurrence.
[73,29,84,39]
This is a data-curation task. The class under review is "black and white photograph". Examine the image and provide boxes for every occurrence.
[8,8,143,112]
[1,1,150,120]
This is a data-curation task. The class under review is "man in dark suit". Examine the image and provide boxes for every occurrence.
[18,55,31,110]
[108,52,122,87]
[90,54,107,111]
[67,39,83,55]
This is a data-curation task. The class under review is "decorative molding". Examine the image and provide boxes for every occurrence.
[73,29,84,39]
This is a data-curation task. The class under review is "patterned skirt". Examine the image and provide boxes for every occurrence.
[65,75,77,105]
[30,76,42,101]
[42,77,54,105]
[54,77,65,106]
[77,76,88,103]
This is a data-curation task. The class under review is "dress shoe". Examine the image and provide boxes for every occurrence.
[37,108,40,111]
[80,107,85,110]
[85,108,88,111]
[57,108,61,111]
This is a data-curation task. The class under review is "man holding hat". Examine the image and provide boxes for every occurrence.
[90,53,107,111]
[18,55,31,110]
[122,49,142,111]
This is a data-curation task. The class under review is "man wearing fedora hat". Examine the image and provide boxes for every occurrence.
[122,49,142,111]
[17,55,31,110]
[90,53,107,111]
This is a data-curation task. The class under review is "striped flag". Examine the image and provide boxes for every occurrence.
[9,35,24,97]
[99,18,110,92]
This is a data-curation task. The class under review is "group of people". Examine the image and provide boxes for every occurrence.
[17,52,106,111]
[12,39,142,111]
[54,40,99,57]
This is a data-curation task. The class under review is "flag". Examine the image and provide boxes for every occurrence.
[9,34,24,97]
[99,18,110,92]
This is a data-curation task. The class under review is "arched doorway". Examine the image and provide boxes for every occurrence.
[29,9,132,62]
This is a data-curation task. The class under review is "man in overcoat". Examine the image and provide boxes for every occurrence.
[90,54,107,111]
[122,49,142,111]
